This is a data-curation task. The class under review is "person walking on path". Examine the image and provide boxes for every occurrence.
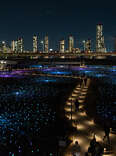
[88,136,103,156]
[72,141,81,156]
[103,122,110,145]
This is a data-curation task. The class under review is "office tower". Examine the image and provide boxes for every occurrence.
[11,40,15,52]
[68,36,74,52]
[14,41,18,52]
[44,36,49,53]
[12,41,18,52]
[96,24,106,52]
[85,39,91,52]
[17,38,23,52]
[59,40,65,53]
[33,35,38,52]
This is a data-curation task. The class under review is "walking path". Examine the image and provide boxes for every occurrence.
[64,78,116,156]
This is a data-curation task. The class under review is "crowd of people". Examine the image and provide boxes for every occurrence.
[72,137,104,156]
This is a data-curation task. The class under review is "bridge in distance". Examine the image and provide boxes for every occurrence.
[0,52,116,59]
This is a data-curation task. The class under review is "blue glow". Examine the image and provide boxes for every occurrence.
[45,71,72,75]
[95,74,105,78]
[13,91,26,97]
[30,65,43,68]
[45,80,49,82]
[34,77,57,83]
[109,68,116,72]
[1,64,116,149]
[84,71,91,73]
[16,92,20,95]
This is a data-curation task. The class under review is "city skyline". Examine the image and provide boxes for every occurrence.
[0,24,115,52]
[0,0,115,51]
[0,1,116,155]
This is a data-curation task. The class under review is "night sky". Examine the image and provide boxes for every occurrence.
[0,0,116,51]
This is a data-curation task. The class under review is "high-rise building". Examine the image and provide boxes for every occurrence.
[44,36,49,53]
[85,39,91,52]
[11,40,19,52]
[96,24,106,52]
[68,36,74,52]
[14,41,18,52]
[59,40,65,53]
[11,40,15,52]
[33,35,38,52]
[17,38,23,52]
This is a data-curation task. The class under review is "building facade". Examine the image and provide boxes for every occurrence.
[11,40,15,52]
[44,36,49,53]
[96,24,106,52]
[68,36,74,52]
[59,40,65,53]
[33,35,38,52]
[17,38,23,53]
[85,39,91,52]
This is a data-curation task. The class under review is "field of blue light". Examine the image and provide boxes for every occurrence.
[34,65,116,124]
[0,64,116,143]
[0,74,76,147]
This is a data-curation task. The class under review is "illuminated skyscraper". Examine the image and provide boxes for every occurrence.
[33,35,38,52]
[11,40,15,52]
[68,36,74,52]
[44,36,49,53]
[85,39,91,52]
[14,41,18,52]
[96,24,106,52]
[18,38,23,52]
[59,40,65,53]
